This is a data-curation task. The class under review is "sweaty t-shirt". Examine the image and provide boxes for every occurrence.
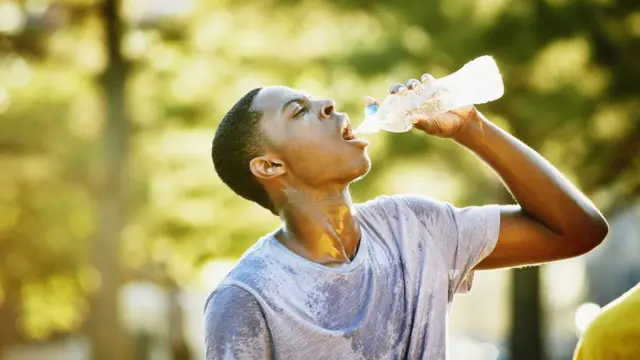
[204,195,501,360]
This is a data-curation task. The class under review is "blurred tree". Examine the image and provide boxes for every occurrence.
[0,0,638,358]
[87,0,129,359]
[0,0,101,348]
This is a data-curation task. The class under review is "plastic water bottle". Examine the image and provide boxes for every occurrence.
[354,55,504,134]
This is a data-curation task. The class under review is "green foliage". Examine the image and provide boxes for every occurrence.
[0,0,637,341]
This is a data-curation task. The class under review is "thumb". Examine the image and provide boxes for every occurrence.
[408,114,438,135]
[363,96,381,107]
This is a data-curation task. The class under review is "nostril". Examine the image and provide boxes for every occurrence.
[323,105,334,117]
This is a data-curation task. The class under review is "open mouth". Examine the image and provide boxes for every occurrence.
[339,118,369,148]
[341,122,356,140]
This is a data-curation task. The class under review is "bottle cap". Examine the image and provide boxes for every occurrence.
[364,103,379,117]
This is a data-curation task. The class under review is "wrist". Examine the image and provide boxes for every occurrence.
[452,108,487,147]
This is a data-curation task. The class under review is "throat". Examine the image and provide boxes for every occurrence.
[276,187,360,265]
[348,239,361,261]
[277,190,362,265]
[277,222,361,266]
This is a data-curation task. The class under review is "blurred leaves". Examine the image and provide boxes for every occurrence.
[0,0,638,342]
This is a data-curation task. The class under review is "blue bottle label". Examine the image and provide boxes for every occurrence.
[364,103,379,116]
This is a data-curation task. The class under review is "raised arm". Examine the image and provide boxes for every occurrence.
[452,109,608,269]
[386,76,608,270]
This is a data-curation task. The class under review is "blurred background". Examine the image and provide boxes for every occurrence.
[0,0,638,359]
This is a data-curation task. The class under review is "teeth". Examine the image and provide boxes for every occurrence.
[340,121,356,140]
[342,123,353,139]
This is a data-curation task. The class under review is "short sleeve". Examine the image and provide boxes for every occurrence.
[204,285,273,360]
[401,195,501,295]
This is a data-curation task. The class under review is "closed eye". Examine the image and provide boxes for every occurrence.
[293,106,308,118]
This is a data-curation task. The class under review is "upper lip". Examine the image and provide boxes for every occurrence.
[340,118,355,140]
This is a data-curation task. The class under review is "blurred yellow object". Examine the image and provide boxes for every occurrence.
[573,283,640,360]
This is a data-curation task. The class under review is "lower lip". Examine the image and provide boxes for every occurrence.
[345,138,369,148]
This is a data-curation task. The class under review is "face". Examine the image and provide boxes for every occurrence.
[250,86,371,187]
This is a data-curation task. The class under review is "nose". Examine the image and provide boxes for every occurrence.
[319,100,335,120]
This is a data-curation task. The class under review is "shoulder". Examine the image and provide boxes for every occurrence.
[204,284,265,336]
[204,238,281,321]
[357,194,450,215]
[356,194,454,227]
[203,284,271,359]
[205,284,260,317]
[216,237,275,288]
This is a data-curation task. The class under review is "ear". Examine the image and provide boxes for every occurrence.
[250,156,286,180]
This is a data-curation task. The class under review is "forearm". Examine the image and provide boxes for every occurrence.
[453,110,608,238]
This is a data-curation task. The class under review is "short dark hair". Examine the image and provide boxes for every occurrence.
[211,87,275,214]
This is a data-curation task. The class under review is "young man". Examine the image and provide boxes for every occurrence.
[206,75,609,360]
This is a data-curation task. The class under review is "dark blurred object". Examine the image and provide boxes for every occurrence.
[510,268,545,360]
[585,203,640,305]
[87,0,131,359]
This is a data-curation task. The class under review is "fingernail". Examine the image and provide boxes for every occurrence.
[421,74,435,83]
[390,83,406,94]
[363,96,377,106]
[407,79,420,89]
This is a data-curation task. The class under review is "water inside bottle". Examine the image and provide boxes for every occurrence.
[353,55,504,135]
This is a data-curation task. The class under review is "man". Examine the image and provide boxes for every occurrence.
[573,283,640,360]
[206,74,609,359]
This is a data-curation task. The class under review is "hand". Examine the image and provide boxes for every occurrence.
[365,74,478,138]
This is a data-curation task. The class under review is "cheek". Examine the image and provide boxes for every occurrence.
[287,144,367,178]
[277,126,367,178]
[282,140,331,169]
[283,128,338,160]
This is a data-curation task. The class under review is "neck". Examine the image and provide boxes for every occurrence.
[276,185,361,266]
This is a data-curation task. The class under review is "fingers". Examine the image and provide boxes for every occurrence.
[363,96,381,107]
[391,73,436,95]
[406,78,420,89]
[408,114,439,136]
[421,73,436,85]
[390,83,407,95]
[449,105,476,121]
[410,112,459,137]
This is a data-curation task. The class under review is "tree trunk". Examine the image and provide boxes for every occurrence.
[168,283,192,360]
[88,0,130,359]
[498,184,545,360]
[0,289,22,352]
[509,267,545,360]
[497,125,546,360]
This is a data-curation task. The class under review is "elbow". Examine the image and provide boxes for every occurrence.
[570,212,609,255]
[590,213,610,244]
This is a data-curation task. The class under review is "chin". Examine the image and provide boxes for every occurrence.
[346,154,371,183]
[313,152,371,186]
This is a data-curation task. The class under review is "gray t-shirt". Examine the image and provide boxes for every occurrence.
[204,195,501,360]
